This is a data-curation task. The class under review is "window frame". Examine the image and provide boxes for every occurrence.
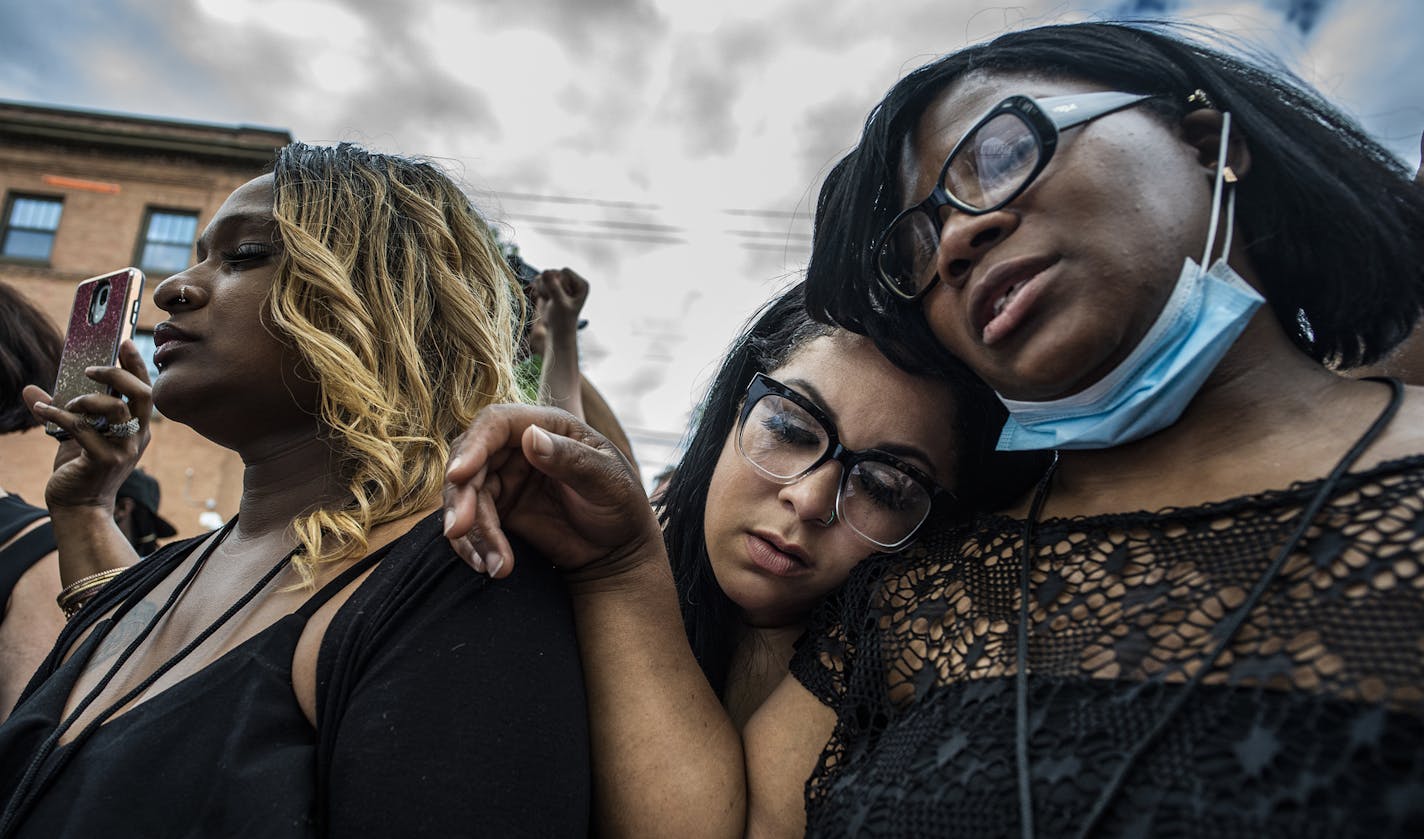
[0,192,66,265]
[134,206,200,277]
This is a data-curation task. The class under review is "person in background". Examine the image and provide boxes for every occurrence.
[112,469,177,558]
[0,283,64,722]
[522,263,641,479]
[649,465,677,505]
[528,266,588,419]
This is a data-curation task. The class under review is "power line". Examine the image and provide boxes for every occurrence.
[491,187,814,222]
[497,190,661,212]
[723,228,812,240]
[526,227,686,246]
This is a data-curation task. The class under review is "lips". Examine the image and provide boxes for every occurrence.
[745,532,812,578]
[969,255,1060,345]
[151,321,198,368]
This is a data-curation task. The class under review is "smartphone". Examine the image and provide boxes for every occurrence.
[46,267,145,438]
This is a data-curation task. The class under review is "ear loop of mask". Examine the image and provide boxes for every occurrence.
[1199,111,1236,267]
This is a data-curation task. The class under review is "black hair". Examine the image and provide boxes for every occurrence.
[805,21,1424,371]
[0,282,62,434]
[659,282,1045,694]
[657,283,832,695]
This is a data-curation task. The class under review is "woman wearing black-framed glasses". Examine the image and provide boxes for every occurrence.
[644,285,1028,730]
[692,296,964,728]
[797,20,1424,839]
[443,282,1041,833]
[442,19,1424,839]
[874,90,1150,300]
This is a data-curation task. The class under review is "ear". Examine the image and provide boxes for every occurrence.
[1180,109,1252,181]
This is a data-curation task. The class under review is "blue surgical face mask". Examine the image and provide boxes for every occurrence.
[995,112,1265,452]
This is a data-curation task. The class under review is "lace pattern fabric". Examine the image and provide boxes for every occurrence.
[791,454,1424,837]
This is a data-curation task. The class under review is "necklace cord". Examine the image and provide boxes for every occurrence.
[0,522,235,836]
[0,520,297,837]
[1016,450,1060,839]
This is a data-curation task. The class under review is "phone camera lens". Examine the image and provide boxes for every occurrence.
[89,280,111,324]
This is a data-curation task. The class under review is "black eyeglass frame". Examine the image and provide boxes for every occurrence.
[874,90,1153,302]
[736,372,950,550]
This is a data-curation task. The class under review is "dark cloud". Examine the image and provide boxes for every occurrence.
[322,70,503,150]
[300,1,671,176]
[0,0,232,118]
[0,0,98,98]
[1307,0,1424,166]
[663,58,740,157]
[1113,0,1340,35]
[794,95,873,196]
[462,0,667,57]
[651,20,784,160]
[554,76,656,157]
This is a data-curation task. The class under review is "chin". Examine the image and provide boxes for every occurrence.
[150,375,211,433]
[733,584,815,629]
[149,376,183,420]
[993,338,1122,401]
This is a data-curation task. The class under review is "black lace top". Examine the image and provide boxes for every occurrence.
[791,454,1424,837]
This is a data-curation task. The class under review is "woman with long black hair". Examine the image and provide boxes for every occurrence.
[445,21,1424,837]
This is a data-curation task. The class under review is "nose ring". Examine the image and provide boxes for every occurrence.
[176,286,189,305]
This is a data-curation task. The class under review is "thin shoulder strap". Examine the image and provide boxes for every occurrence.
[0,506,47,546]
[295,541,397,618]
[0,522,56,600]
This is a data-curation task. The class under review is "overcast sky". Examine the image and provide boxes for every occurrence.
[3,0,1420,480]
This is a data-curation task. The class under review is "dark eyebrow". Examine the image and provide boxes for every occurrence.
[194,211,278,255]
[782,376,940,473]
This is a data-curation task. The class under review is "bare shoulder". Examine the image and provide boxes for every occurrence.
[745,675,837,838]
[1366,382,1424,462]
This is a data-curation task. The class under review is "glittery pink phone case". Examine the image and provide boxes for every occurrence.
[46,267,145,438]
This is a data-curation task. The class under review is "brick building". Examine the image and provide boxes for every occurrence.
[0,100,291,537]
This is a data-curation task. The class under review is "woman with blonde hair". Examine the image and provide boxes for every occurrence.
[0,143,589,837]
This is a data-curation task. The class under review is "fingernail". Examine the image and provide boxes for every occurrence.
[461,535,485,573]
[485,552,504,577]
[32,401,48,412]
[447,456,462,476]
[443,508,456,536]
[530,426,555,457]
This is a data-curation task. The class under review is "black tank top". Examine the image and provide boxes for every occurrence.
[0,536,385,837]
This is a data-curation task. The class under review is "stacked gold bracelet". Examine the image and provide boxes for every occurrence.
[56,568,128,619]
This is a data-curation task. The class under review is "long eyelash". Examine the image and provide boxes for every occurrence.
[762,414,819,444]
[857,471,916,511]
[220,243,273,265]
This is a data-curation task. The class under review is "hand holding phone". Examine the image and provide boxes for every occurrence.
[23,269,155,513]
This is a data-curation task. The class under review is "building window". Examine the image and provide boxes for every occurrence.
[137,208,199,275]
[1,194,64,262]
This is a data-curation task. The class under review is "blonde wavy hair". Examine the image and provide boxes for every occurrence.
[266,142,524,585]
